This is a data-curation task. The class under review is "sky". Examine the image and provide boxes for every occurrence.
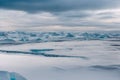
[0,0,120,31]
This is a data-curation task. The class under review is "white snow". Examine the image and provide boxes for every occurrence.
[0,39,120,80]
[0,32,120,80]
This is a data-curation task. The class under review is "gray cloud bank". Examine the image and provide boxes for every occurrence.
[0,0,120,31]
[0,0,120,12]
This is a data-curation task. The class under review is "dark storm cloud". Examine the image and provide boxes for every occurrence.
[0,0,120,12]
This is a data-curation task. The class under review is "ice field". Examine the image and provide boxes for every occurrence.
[0,31,120,80]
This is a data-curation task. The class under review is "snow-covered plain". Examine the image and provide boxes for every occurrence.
[0,31,120,80]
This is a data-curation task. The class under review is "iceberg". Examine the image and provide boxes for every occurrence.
[0,71,27,80]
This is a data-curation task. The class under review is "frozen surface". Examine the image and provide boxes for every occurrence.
[0,31,120,80]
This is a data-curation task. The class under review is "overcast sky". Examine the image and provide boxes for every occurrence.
[0,0,120,31]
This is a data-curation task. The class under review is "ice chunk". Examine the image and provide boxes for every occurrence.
[0,39,16,44]
[0,71,10,80]
[0,31,119,44]
[0,71,26,80]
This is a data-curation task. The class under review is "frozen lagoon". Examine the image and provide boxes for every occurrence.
[0,32,120,80]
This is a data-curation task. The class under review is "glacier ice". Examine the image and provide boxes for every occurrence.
[0,31,119,44]
[0,31,119,80]
[0,71,26,80]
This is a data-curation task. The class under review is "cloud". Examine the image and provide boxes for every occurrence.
[0,0,120,31]
[0,0,120,13]
[0,9,120,31]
